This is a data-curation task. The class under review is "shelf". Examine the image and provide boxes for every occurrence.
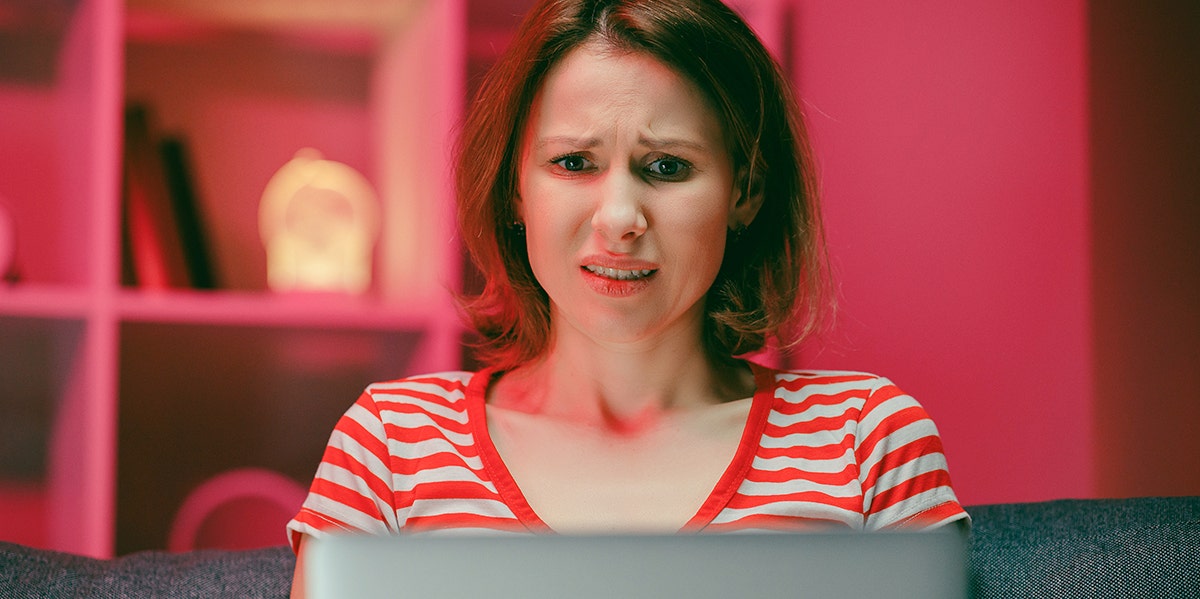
[116,288,455,330]
[0,284,92,320]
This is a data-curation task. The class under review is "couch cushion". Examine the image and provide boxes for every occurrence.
[0,542,294,599]
[966,496,1200,598]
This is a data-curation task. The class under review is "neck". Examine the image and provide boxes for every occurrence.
[492,321,754,432]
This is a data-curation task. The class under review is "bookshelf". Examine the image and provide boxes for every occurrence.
[0,0,465,558]
[0,0,789,558]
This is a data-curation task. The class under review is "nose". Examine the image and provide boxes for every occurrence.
[591,170,648,244]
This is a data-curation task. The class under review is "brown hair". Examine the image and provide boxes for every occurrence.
[456,0,831,370]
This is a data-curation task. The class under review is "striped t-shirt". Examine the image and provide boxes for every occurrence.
[287,364,967,551]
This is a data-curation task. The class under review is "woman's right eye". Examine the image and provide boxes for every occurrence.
[551,154,592,172]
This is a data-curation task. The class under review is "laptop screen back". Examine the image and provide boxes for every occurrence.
[305,530,967,599]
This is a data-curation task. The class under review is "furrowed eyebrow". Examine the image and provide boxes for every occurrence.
[638,136,708,153]
[534,136,602,150]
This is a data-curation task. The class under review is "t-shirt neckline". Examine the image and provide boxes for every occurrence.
[463,361,777,534]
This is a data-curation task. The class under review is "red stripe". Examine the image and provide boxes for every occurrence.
[755,436,854,460]
[390,451,486,477]
[335,412,390,467]
[374,400,472,435]
[726,490,861,511]
[289,509,357,553]
[745,462,858,486]
[770,387,868,415]
[324,446,391,501]
[885,501,966,529]
[763,412,858,440]
[312,478,385,519]
[776,373,875,393]
[870,470,953,515]
[860,436,945,494]
[381,424,482,458]
[855,405,929,466]
[394,480,503,506]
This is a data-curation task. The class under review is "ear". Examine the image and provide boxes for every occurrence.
[728,167,765,229]
[512,192,524,224]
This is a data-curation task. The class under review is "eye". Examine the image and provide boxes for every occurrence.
[646,156,691,180]
[550,154,593,173]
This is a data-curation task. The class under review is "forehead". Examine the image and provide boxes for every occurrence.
[525,39,726,146]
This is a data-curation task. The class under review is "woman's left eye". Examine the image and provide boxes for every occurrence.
[646,157,690,180]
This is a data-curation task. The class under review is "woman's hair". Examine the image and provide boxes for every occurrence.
[456,0,831,370]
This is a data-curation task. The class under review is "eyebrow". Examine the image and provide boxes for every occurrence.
[534,136,601,151]
[639,136,708,153]
[533,135,709,153]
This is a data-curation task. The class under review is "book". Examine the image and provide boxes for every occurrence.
[121,104,217,290]
[159,136,218,290]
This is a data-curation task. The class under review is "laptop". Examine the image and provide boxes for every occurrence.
[305,530,967,598]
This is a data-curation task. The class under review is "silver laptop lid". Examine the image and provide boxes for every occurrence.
[306,530,967,599]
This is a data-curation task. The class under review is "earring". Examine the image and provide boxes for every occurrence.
[510,221,525,236]
[730,224,746,242]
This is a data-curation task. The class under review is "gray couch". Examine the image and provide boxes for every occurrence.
[2,496,1197,598]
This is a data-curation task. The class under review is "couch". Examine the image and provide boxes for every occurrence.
[2,496,1197,598]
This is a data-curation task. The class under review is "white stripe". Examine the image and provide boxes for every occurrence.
[751,448,856,474]
[736,477,861,499]
[774,375,878,400]
[766,400,860,427]
[303,492,395,534]
[344,402,388,438]
[857,391,919,440]
[383,412,475,445]
[393,465,496,493]
[312,462,399,530]
[870,452,948,497]
[865,488,951,530]
[388,437,484,468]
[759,419,857,448]
[327,429,392,487]
[375,394,470,426]
[369,372,471,395]
[401,497,518,520]
[858,419,938,478]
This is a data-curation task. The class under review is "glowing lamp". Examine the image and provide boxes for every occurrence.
[259,149,380,294]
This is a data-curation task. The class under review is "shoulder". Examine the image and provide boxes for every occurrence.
[364,370,477,395]
[760,368,931,429]
[355,371,481,418]
[763,368,901,404]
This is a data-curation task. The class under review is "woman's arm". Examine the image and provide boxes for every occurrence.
[290,535,308,599]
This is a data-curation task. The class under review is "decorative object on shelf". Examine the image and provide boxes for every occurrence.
[259,149,380,295]
[167,467,306,552]
[0,197,16,285]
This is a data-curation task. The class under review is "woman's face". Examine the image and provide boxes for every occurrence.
[517,40,757,349]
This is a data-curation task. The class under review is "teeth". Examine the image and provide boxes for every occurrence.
[585,265,654,280]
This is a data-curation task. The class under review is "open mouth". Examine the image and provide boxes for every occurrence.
[582,265,656,281]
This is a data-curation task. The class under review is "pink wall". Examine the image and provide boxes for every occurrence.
[793,1,1093,505]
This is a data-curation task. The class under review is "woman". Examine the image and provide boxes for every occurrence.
[289,0,967,592]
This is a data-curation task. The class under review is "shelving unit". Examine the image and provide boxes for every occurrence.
[0,0,789,558]
[0,0,466,558]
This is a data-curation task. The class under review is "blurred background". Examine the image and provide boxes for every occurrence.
[0,0,1196,558]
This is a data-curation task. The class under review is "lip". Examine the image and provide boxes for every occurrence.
[579,254,659,297]
[580,254,660,272]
